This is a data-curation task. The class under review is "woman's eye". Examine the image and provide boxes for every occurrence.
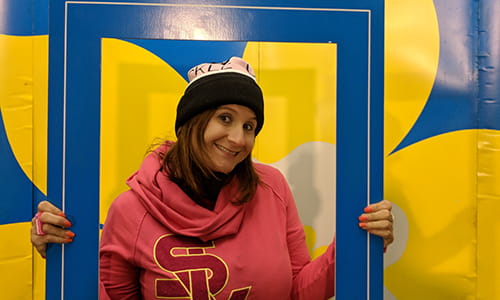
[244,123,255,132]
[218,115,231,123]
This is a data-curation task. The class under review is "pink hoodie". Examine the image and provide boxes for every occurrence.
[99,143,334,299]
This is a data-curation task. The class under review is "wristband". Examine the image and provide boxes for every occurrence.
[35,212,46,236]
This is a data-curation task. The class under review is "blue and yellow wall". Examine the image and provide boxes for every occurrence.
[1,0,499,299]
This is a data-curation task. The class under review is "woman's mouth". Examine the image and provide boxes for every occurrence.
[215,144,238,156]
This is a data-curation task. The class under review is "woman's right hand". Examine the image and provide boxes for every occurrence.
[31,201,75,258]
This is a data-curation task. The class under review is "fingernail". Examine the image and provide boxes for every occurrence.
[364,206,373,213]
[63,238,73,243]
[64,220,72,228]
[58,212,67,218]
[358,215,368,222]
[65,231,76,238]
[358,222,367,228]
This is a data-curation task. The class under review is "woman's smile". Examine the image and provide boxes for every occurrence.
[215,143,239,156]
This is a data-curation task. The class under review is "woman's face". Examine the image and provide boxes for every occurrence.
[203,104,257,174]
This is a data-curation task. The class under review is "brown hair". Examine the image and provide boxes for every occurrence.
[163,109,260,205]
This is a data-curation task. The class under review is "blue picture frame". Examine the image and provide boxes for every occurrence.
[47,0,384,299]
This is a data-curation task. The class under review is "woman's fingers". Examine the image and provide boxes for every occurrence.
[30,223,75,258]
[36,200,73,231]
[360,199,393,222]
[38,210,72,229]
[364,199,392,214]
[359,219,392,232]
[359,208,393,223]
[38,200,67,218]
[42,223,75,240]
[31,201,75,258]
[359,199,394,247]
[359,220,394,247]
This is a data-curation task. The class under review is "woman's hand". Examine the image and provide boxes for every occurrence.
[358,199,394,248]
[31,201,75,258]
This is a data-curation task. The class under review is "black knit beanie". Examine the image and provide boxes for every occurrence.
[175,57,264,135]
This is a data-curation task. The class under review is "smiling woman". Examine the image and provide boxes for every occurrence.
[31,56,394,299]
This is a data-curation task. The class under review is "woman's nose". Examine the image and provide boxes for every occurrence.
[227,127,245,146]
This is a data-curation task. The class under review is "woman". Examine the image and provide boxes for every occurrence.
[32,57,394,299]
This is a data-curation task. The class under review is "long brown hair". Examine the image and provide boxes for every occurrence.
[163,109,260,204]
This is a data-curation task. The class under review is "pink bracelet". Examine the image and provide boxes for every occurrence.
[35,212,46,236]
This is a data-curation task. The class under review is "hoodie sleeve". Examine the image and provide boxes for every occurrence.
[274,168,335,299]
[290,242,335,299]
[100,191,144,300]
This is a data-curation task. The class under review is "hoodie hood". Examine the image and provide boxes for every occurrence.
[126,142,246,242]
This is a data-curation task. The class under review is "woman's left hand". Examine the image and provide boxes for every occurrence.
[358,199,394,248]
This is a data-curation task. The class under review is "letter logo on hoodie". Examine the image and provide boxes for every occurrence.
[154,234,251,299]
